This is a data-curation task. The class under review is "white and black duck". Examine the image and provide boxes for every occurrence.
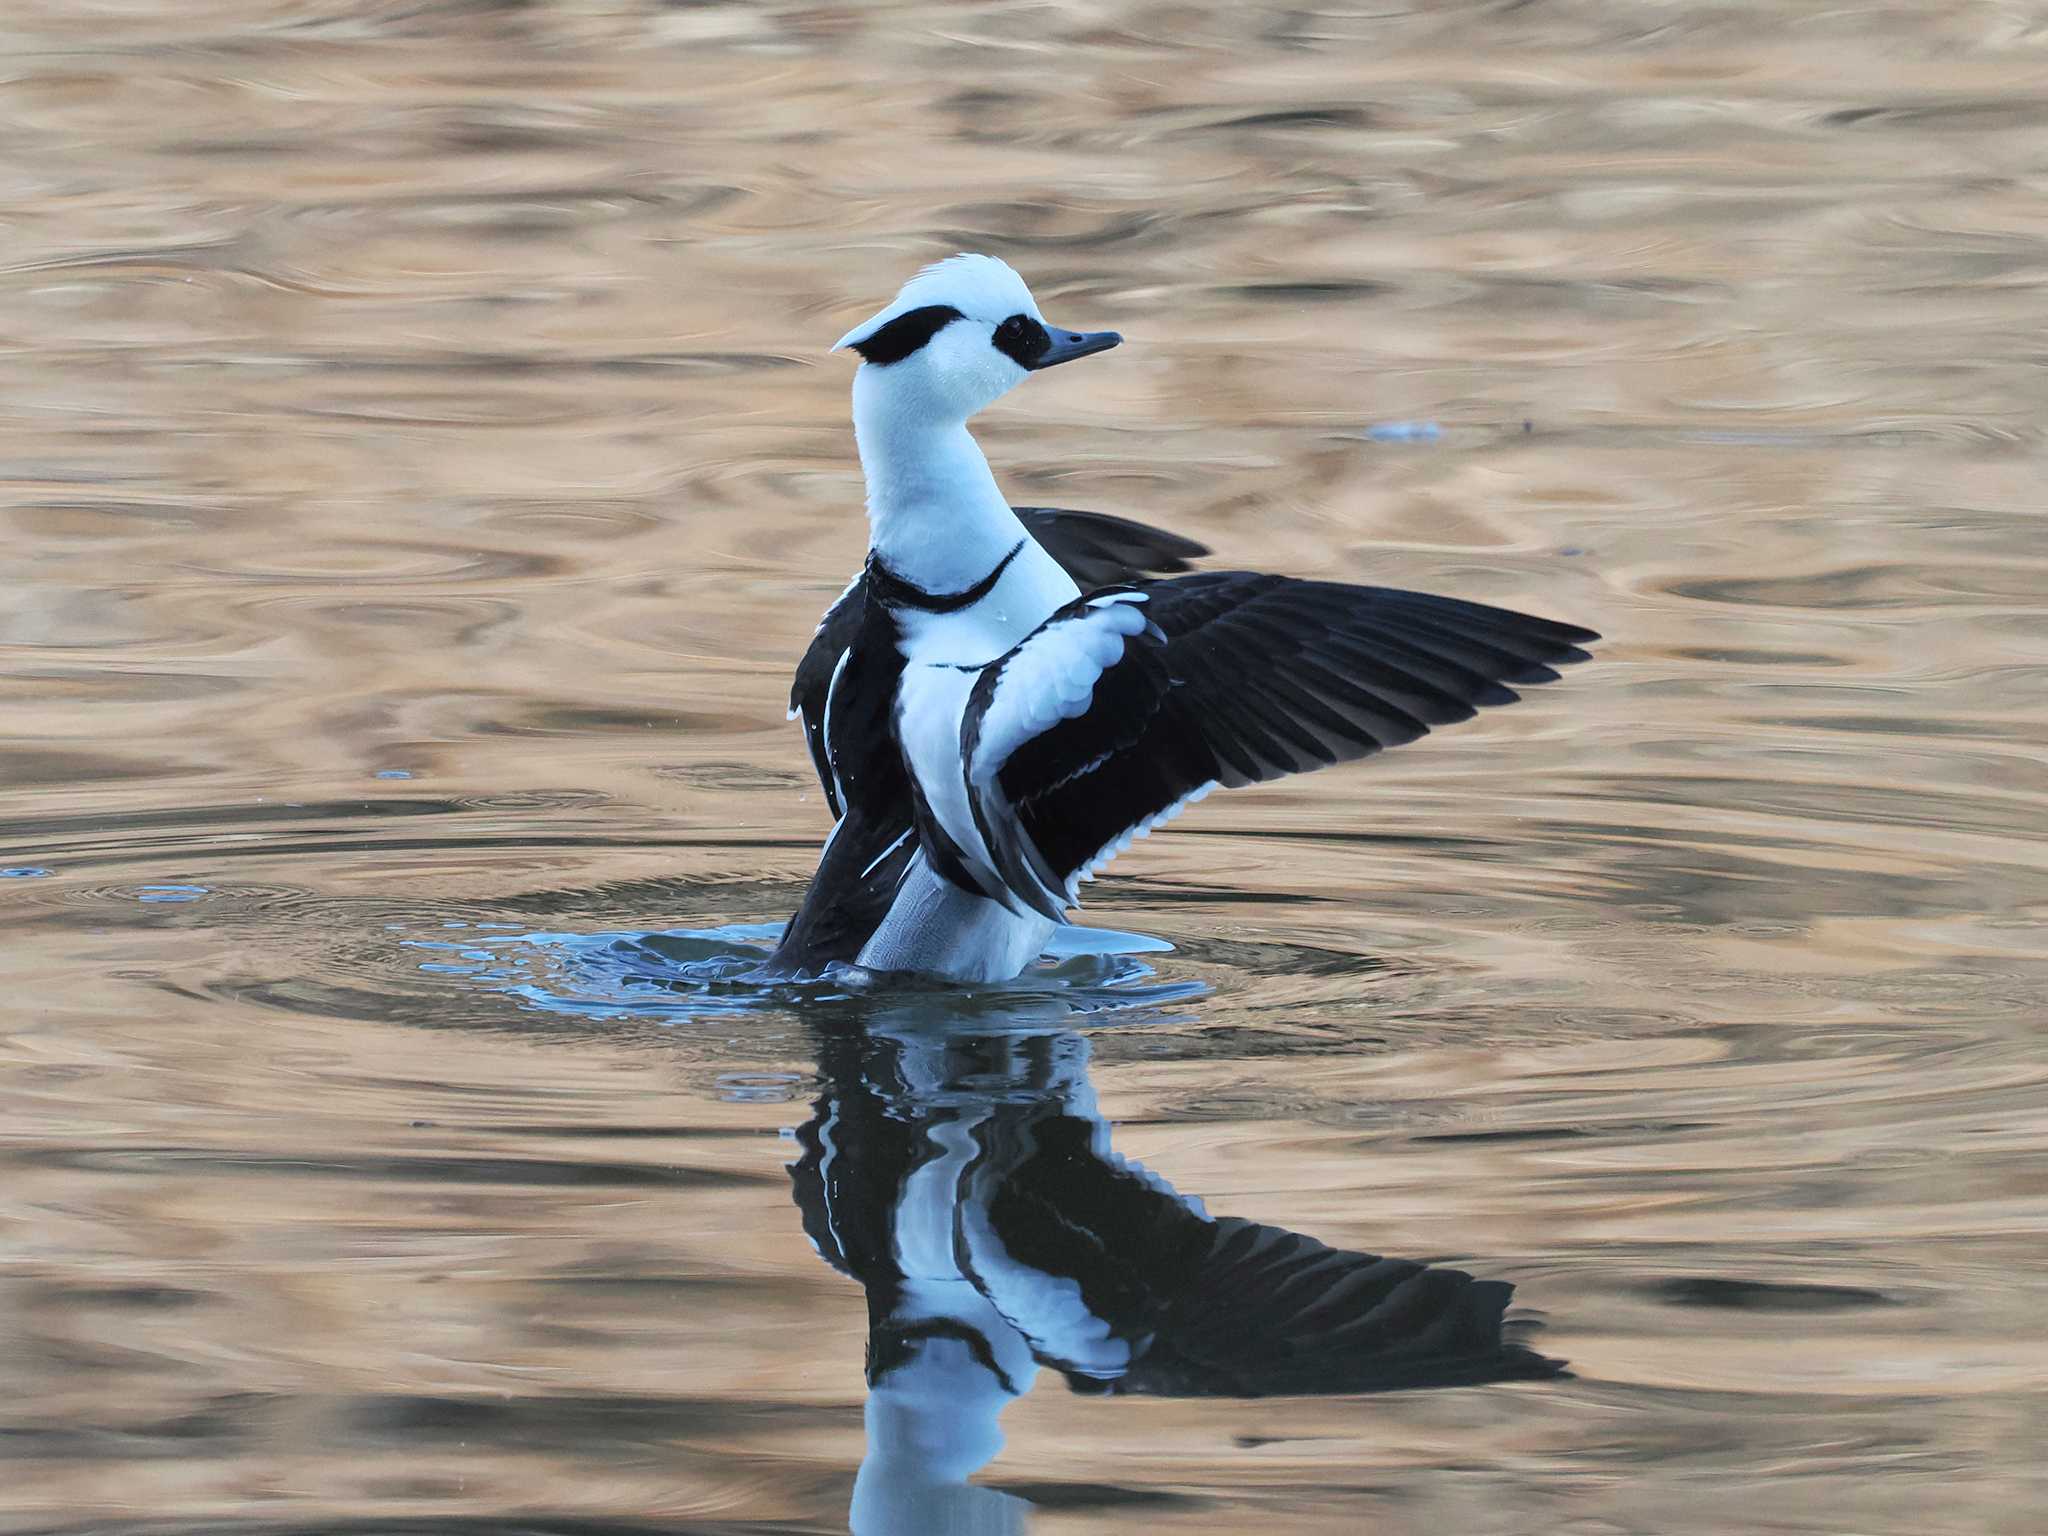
[794,1015,1561,1532]
[770,255,1597,982]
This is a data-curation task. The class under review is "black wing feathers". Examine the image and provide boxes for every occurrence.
[987,1115,1563,1396]
[1013,506,1208,589]
[1102,1219,1561,1396]
[769,605,920,974]
[1004,572,1597,886]
[769,802,917,974]
[789,582,864,819]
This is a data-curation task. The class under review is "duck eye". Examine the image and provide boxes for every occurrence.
[998,316,1025,338]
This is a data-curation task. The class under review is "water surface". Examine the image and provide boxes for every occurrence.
[4,3,2047,1532]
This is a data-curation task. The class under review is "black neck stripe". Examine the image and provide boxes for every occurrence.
[849,304,963,365]
[868,538,1027,614]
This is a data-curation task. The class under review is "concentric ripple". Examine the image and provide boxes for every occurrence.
[405,918,1205,1029]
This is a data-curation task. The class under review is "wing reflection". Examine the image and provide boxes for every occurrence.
[790,1018,1563,1533]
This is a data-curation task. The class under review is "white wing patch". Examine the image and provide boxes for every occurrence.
[895,660,1006,896]
[968,593,1152,783]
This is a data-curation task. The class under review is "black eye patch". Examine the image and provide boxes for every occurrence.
[850,304,965,365]
[991,312,1050,368]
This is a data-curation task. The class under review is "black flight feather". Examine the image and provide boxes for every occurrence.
[983,572,1598,892]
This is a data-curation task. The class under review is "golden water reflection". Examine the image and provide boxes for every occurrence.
[3,2,2047,1531]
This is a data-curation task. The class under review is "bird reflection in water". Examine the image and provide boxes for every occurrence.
[789,1013,1564,1533]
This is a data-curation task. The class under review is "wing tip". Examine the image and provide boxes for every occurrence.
[1512,638,1597,682]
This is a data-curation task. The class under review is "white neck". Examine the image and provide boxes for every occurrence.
[852,368,1025,595]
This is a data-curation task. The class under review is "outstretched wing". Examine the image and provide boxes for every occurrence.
[974,1112,1564,1396]
[788,509,1210,816]
[960,572,1599,920]
[1073,1216,1564,1397]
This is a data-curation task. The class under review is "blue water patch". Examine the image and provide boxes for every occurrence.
[136,885,209,903]
[0,866,53,879]
[406,919,1203,1029]
[373,769,414,780]
[1364,420,1443,443]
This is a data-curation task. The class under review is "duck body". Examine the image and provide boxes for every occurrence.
[765,255,1597,983]
[788,517,1077,982]
[779,503,1184,980]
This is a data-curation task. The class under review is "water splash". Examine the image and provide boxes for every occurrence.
[406,919,1205,1029]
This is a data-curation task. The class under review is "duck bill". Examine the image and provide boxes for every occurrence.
[1028,328,1122,370]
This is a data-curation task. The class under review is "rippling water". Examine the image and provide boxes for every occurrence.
[5,3,2048,1532]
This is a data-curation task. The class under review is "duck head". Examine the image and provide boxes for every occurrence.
[836,253,1121,425]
